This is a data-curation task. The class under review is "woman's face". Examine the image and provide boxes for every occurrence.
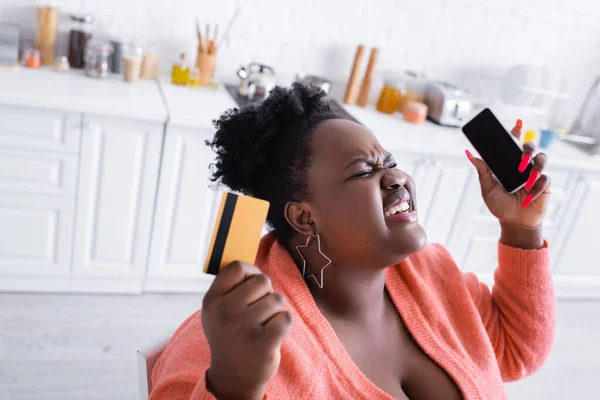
[306,119,427,269]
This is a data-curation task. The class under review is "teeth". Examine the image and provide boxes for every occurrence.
[399,201,410,212]
[384,201,411,216]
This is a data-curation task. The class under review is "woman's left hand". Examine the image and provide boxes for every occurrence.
[466,120,551,229]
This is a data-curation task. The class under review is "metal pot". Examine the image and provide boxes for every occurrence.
[237,63,276,100]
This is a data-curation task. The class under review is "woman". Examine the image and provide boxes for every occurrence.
[150,83,555,400]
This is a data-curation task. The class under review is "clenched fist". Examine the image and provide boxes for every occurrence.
[202,261,293,400]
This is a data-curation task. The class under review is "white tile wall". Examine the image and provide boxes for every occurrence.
[1,0,599,123]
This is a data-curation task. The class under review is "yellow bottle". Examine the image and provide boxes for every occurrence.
[171,53,190,85]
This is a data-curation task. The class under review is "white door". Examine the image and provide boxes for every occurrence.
[553,173,600,275]
[147,127,219,282]
[73,116,163,278]
[0,194,74,276]
[446,164,576,274]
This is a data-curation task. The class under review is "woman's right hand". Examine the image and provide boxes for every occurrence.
[202,261,292,400]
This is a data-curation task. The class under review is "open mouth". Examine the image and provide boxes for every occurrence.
[384,200,412,216]
[383,188,415,219]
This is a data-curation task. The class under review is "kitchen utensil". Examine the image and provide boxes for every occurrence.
[196,52,217,86]
[194,21,218,86]
[84,40,113,79]
[357,48,379,107]
[424,81,472,127]
[68,14,93,69]
[123,45,143,83]
[35,6,59,65]
[403,101,428,124]
[0,23,20,67]
[237,63,276,99]
[343,45,366,105]
[376,78,404,114]
[294,73,331,94]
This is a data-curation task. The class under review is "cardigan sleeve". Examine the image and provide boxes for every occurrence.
[149,311,217,400]
[462,240,556,382]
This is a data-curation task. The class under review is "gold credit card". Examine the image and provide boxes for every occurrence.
[203,192,270,275]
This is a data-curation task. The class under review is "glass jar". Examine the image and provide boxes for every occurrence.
[398,70,428,112]
[376,78,405,114]
[84,41,113,79]
[68,14,93,69]
[140,46,158,79]
[123,44,143,83]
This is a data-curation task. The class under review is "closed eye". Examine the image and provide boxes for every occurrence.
[387,163,397,169]
[352,170,373,178]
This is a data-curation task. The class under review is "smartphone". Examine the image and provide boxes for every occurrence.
[461,107,533,193]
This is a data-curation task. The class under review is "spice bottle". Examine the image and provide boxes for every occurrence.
[171,53,190,85]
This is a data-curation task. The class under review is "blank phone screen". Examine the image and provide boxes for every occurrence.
[462,108,532,193]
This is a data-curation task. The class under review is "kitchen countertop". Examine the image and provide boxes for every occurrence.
[0,67,168,123]
[154,81,600,170]
[0,67,597,171]
[345,105,600,171]
[157,78,237,130]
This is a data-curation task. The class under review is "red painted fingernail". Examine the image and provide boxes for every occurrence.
[525,170,540,191]
[465,149,474,164]
[518,153,532,173]
[522,194,534,208]
[516,119,523,129]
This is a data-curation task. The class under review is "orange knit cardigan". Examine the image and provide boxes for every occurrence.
[151,234,555,400]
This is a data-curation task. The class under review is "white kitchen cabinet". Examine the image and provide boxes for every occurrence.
[0,194,75,277]
[419,156,472,245]
[0,104,81,153]
[0,148,79,196]
[145,126,219,292]
[446,164,577,274]
[553,173,600,275]
[72,116,163,278]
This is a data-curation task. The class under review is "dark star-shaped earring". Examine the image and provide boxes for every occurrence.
[295,233,331,289]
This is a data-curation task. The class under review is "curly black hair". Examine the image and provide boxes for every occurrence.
[206,83,340,243]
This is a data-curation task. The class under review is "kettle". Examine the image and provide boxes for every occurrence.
[237,63,276,100]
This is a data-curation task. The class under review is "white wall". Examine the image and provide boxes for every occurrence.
[2,0,599,124]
